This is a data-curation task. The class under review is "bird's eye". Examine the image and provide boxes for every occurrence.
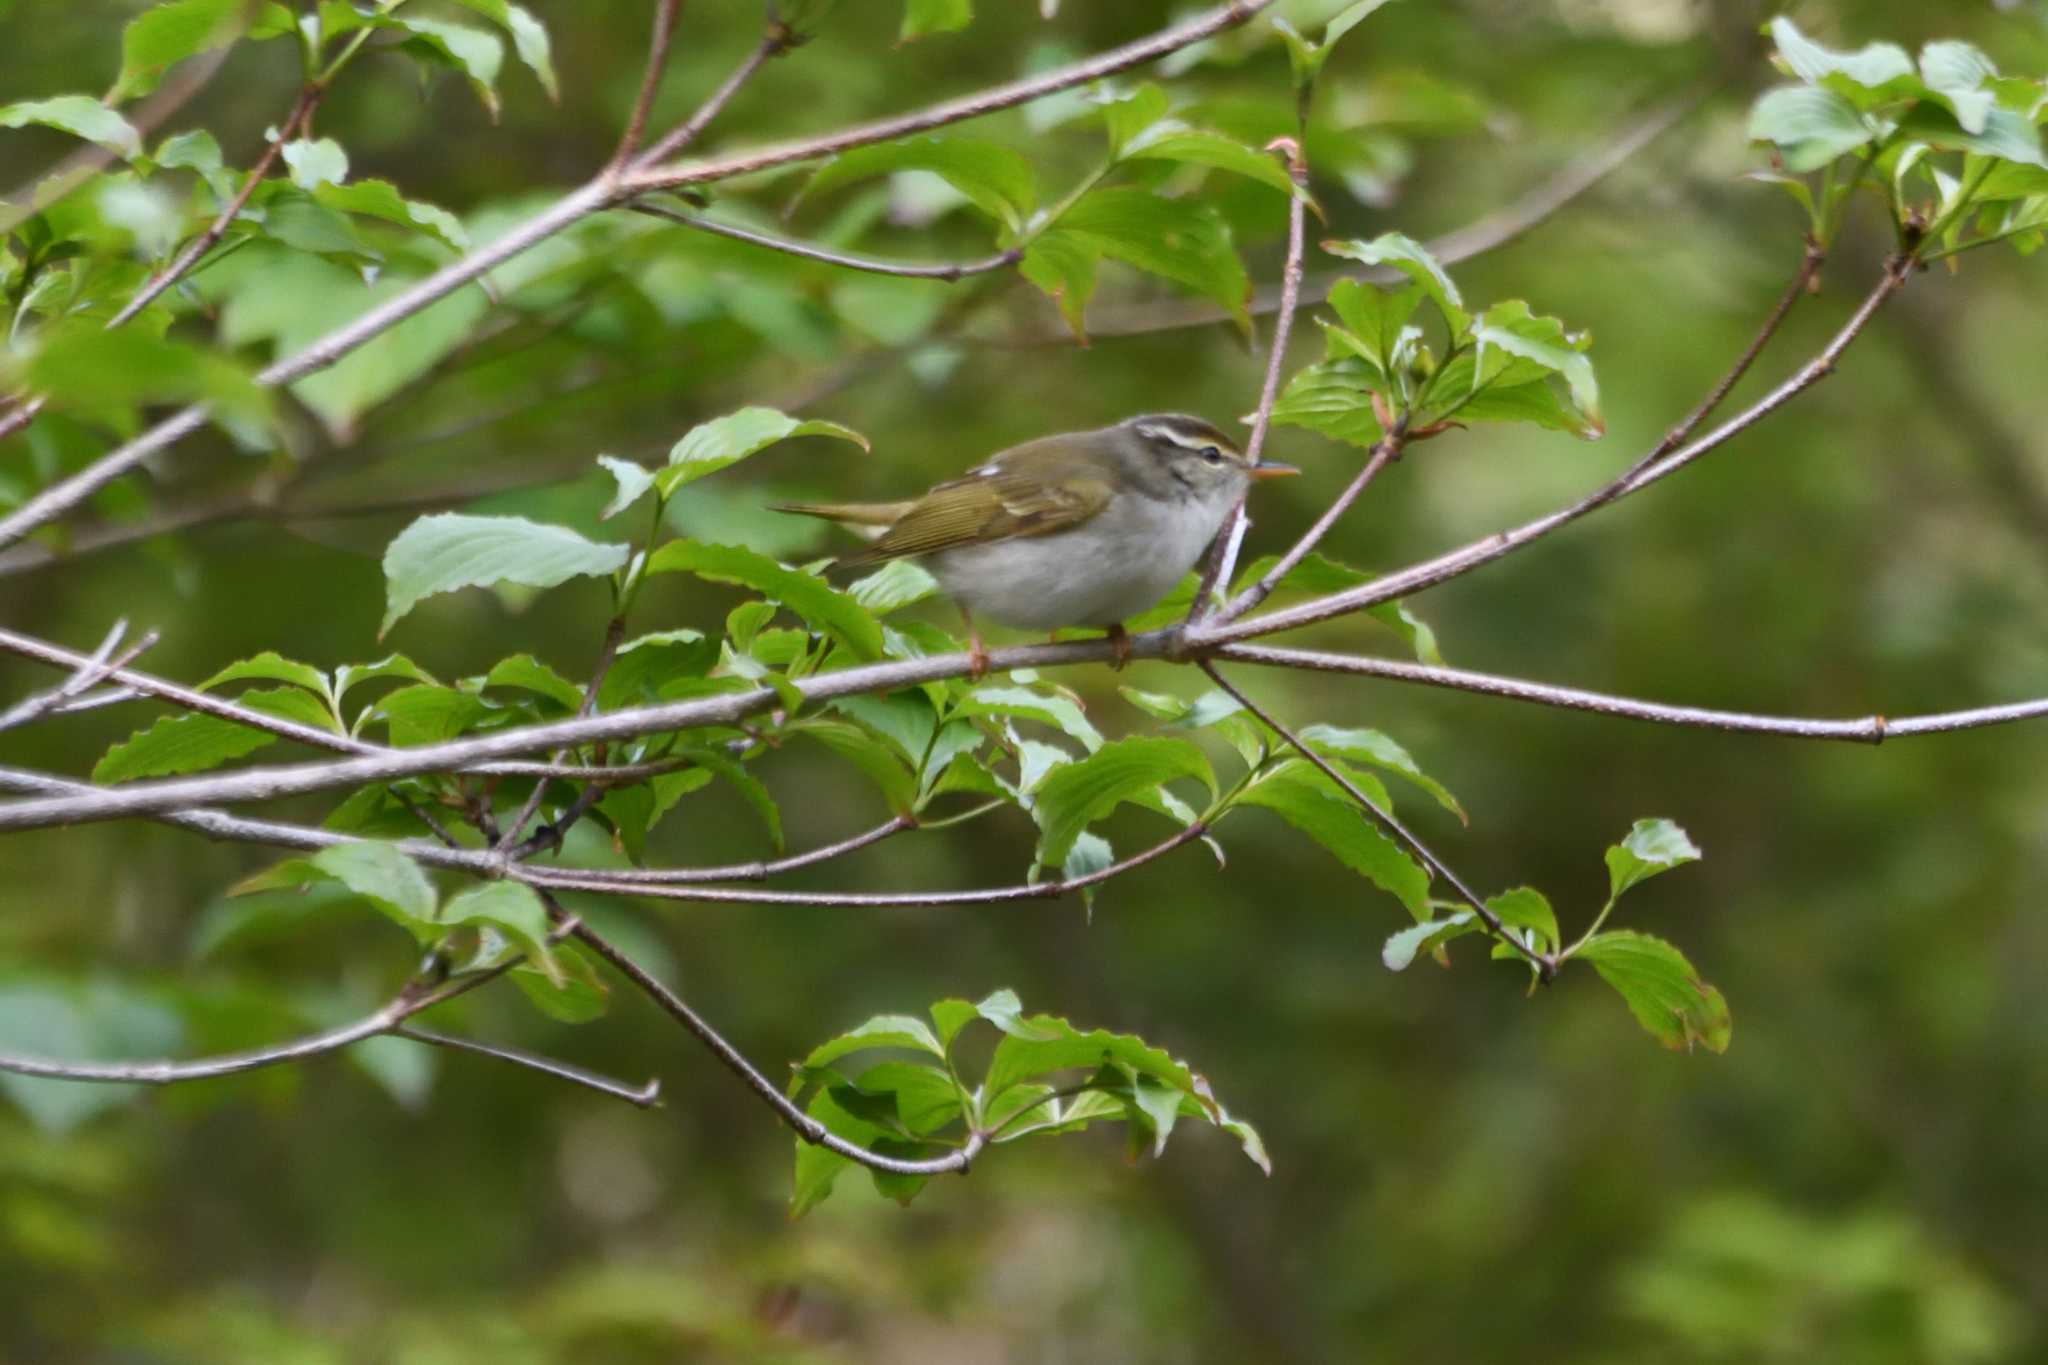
[1201,445,1223,463]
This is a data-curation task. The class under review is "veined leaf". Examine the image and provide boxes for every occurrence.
[112,0,247,100]
[1323,231,1464,328]
[1579,930,1731,1053]
[1605,818,1702,900]
[380,514,628,635]
[1030,736,1213,867]
[0,96,141,157]
[659,406,867,498]
[92,687,335,783]
[646,541,885,661]
[802,136,1033,232]
[1231,759,1429,917]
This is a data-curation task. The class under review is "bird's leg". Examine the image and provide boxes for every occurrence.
[959,605,990,682]
[1105,623,1132,670]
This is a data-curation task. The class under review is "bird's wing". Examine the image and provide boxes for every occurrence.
[842,466,1113,564]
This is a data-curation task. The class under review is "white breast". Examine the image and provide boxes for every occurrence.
[929,486,1235,630]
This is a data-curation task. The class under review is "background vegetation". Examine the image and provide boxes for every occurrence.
[3,0,2047,1360]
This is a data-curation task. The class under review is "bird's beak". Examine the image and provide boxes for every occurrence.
[1246,462,1300,480]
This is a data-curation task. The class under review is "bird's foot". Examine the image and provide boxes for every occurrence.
[967,628,991,682]
[1106,623,1132,671]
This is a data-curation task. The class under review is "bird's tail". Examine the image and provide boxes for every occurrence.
[771,500,912,528]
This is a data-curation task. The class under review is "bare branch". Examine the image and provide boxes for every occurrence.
[1026,89,1702,344]
[1192,253,1908,647]
[0,1,1271,554]
[566,911,984,1177]
[392,1026,663,1108]
[1190,136,1311,624]
[108,85,324,329]
[630,202,1021,281]
[624,0,1278,193]
[0,620,156,736]
[630,24,789,169]
[1198,661,1553,978]
[1214,643,2048,743]
[586,814,914,885]
[500,617,626,851]
[608,0,686,176]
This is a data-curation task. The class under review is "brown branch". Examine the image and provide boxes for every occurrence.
[1198,661,1554,978]
[108,85,324,329]
[629,202,1021,280]
[1190,136,1311,625]
[608,0,686,177]
[579,814,915,885]
[0,620,156,735]
[624,0,1278,192]
[1191,249,1899,648]
[630,23,789,169]
[499,617,626,851]
[0,1,1268,554]
[391,1026,663,1107]
[565,909,985,1177]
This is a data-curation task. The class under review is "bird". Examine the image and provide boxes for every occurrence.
[776,413,1298,674]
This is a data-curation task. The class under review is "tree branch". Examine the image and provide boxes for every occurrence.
[1213,643,2048,743]
[1191,251,1905,648]
[565,909,985,1177]
[629,202,1021,281]
[107,84,324,329]
[0,0,1272,555]
[391,1026,662,1108]
[607,0,685,176]
[1190,136,1311,624]
[0,620,156,736]
[1198,661,1553,977]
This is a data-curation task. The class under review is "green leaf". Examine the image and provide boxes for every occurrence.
[91,687,332,783]
[1895,103,2048,170]
[1056,189,1249,329]
[483,654,584,712]
[1226,552,1443,664]
[380,513,629,635]
[1920,41,1998,135]
[1467,299,1602,436]
[1325,0,1397,49]
[847,559,938,615]
[1579,930,1731,1053]
[797,1014,947,1078]
[646,541,884,661]
[900,0,971,41]
[1019,229,1098,342]
[313,179,470,250]
[1030,736,1214,868]
[1298,723,1463,821]
[1269,357,1386,448]
[370,684,490,747]
[1323,231,1463,327]
[511,944,607,1022]
[1382,910,1475,971]
[658,406,868,498]
[333,655,437,707]
[396,16,505,118]
[1605,818,1703,900]
[1748,86,1875,173]
[1325,276,1422,375]
[595,454,654,521]
[198,652,332,703]
[1485,886,1559,958]
[1121,125,1307,201]
[154,128,232,201]
[280,137,347,190]
[1232,760,1429,917]
[596,767,713,862]
[685,747,784,852]
[1099,84,1171,156]
[955,684,1104,752]
[309,842,437,930]
[446,0,557,99]
[439,882,557,982]
[983,1015,1195,1104]
[1765,17,1915,96]
[112,0,246,100]
[798,720,918,813]
[802,136,1033,232]
[16,327,267,429]
[844,1060,965,1135]
[596,630,715,709]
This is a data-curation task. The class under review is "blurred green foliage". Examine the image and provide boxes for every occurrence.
[3,0,2048,1360]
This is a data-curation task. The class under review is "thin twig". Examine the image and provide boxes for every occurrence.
[1205,427,1406,630]
[582,814,914,884]
[392,1026,662,1108]
[0,621,155,735]
[499,617,626,851]
[1198,661,1553,978]
[630,24,789,169]
[1192,252,1907,647]
[630,202,1021,280]
[608,0,685,177]
[566,911,985,1177]
[624,0,1277,191]
[0,2,1267,554]
[109,85,324,329]
[1212,643,1978,744]
[1189,136,1311,625]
